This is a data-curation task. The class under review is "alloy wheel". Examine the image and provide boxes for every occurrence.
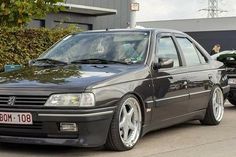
[212,87,224,122]
[119,97,142,148]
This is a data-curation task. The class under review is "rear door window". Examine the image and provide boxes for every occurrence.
[176,37,202,66]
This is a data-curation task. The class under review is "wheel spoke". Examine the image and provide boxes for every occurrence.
[213,105,217,116]
[120,129,124,136]
[129,121,136,131]
[120,118,126,128]
[215,102,219,109]
[122,106,128,117]
[216,107,219,118]
[214,100,219,116]
[213,93,217,103]
[123,127,129,141]
[128,108,134,117]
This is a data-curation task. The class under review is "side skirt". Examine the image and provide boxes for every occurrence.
[141,109,206,137]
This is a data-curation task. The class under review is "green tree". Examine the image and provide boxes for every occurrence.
[0,0,64,27]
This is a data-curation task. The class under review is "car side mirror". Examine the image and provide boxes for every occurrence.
[153,58,174,70]
[226,57,235,61]
[28,60,35,66]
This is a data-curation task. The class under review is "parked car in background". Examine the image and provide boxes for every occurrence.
[211,50,236,62]
[212,50,236,106]
[0,29,229,151]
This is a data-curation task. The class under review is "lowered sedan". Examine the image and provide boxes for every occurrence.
[0,29,229,151]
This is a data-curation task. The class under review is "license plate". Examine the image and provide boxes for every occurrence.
[228,79,236,84]
[0,112,33,125]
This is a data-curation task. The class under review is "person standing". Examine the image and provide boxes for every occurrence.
[210,44,221,55]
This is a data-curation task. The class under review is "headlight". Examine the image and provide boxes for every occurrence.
[45,93,95,107]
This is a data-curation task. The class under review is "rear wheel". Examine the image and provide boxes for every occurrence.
[105,95,142,151]
[201,86,224,125]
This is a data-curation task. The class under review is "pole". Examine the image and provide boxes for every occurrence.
[129,0,139,28]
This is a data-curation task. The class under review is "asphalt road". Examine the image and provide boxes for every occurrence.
[0,103,236,157]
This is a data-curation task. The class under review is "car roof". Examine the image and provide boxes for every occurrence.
[78,28,185,35]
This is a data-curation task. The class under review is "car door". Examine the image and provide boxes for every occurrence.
[174,36,211,112]
[151,33,190,123]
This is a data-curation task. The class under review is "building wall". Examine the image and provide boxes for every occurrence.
[138,17,236,53]
[138,17,236,32]
[29,0,129,30]
[46,12,94,29]
[29,12,95,30]
[188,31,236,52]
[66,0,130,30]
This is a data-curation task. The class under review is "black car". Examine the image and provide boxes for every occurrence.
[211,50,236,106]
[0,29,229,151]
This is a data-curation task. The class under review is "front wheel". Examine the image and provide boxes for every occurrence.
[105,95,142,151]
[201,86,224,125]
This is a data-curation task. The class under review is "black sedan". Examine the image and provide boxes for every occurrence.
[0,29,229,151]
[211,50,236,106]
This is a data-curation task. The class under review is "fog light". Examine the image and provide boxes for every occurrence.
[60,123,78,132]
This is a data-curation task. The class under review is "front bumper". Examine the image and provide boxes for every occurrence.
[0,106,115,147]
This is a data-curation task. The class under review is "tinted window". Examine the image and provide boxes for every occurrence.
[157,37,180,67]
[176,37,201,66]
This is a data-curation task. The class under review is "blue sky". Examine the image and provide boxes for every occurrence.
[137,0,236,21]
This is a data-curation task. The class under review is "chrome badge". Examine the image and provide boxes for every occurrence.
[8,96,16,106]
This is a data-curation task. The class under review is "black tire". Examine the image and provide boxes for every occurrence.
[105,94,142,151]
[201,86,224,125]
[228,98,236,106]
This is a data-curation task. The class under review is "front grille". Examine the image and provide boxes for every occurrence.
[0,122,43,130]
[0,122,78,138]
[0,95,48,106]
[0,121,45,137]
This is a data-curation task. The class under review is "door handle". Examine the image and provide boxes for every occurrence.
[208,74,213,79]
[183,81,188,86]
[183,81,188,89]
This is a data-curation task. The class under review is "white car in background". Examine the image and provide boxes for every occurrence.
[211,50,236,60]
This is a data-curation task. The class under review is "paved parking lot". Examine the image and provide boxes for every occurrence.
[0,103,235,157]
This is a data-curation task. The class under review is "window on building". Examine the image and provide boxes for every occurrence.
[54,21,93,30]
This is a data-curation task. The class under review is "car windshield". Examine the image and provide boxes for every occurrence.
[39,31,150,65]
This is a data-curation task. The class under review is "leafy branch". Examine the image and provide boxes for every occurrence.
[0,0,64,27]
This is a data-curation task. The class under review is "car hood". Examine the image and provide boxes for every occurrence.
[216,53,236,68]
[0,64,134,90]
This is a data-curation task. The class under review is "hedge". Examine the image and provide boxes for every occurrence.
[0,26,81,70]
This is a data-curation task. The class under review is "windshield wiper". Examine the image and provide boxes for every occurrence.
[70,59,131,65]
[31,58,68,66]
